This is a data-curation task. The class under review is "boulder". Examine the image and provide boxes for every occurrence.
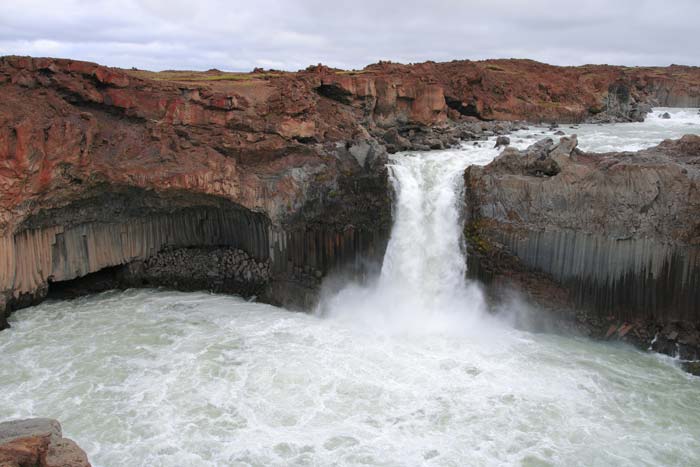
[0,419,62,445]
[494,136,510,148]
[382,128,411,151]
[0,418,90,467]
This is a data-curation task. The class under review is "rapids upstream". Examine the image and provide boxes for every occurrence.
[1,108,700,466]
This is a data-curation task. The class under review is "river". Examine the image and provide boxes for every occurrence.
[1,108,699,466]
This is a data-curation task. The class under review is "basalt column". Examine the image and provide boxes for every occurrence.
[0,187,271,326]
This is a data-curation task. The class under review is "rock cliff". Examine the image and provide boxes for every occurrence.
[1,55,699,327]
[323,59,700,123]
[465,135,700,358]
[0,56,394,325]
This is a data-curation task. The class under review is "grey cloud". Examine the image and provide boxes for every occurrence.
[0,0,698,71]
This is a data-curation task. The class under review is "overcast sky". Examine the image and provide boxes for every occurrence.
[1,0,698,71]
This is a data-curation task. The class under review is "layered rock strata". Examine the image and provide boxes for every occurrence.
[0,56,394,324]
[313,60,700,123]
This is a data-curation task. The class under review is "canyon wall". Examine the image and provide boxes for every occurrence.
[0,56,392,326]
[314,60,700,123]
[1,55,700,327]
[465,135,700,354]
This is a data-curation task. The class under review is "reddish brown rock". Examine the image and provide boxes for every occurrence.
[0,419,90,467]
[309,59,700,123]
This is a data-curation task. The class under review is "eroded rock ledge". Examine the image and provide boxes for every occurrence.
[0,418,90,467]
[465,135,700,361]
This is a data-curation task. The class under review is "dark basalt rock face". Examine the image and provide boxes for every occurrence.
[586,82,653,123]
[1,162,392,322]
[47,247,272,300]
[465,134,700,359]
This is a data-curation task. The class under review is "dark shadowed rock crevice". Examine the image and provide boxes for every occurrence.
[585,82,652,123]
[46,247,272,300]
[444,96,485,120]
[315,83,353,105]
[1,186,274,322]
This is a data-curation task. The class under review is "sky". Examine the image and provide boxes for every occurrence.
[0,0,698,72]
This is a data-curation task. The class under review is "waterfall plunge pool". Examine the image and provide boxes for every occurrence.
[2,108,700,466]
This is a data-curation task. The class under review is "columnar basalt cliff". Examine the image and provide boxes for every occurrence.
[1,55,700,328]
[465,135,700,357]
[0,56,395,325]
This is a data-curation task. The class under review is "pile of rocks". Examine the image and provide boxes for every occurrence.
[379,119,525,153]
[575,313,700,375]
[126,247,272,297]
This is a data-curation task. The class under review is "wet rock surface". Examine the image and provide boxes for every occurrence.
[130,247,271,296]
[494,135,510,148]
[585,82,653,123]
[0,418,90,467]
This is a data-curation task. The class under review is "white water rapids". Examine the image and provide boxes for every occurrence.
[318,146,490,336]
[1,108,700,466]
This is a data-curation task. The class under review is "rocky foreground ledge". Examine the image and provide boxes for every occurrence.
[0,418,90,467]
[465,134,700,364]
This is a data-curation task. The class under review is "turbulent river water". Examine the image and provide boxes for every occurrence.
[2,108,700,466]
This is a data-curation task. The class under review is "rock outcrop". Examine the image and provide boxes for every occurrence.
[1,55,700,325]
[0,418,90,467]
[0,56,394,323]
[465,135,700,357]
[344,60,700,123]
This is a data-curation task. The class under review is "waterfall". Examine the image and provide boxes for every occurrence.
[318,149,488,334]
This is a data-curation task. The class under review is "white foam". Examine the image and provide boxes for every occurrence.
[509,106,700,153]
[2,290,699,466]
[317,148,494,337]
[2,109,700,466]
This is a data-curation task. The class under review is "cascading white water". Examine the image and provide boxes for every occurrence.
[379,152,469,300]
[318,149,492,334]
[319,106,700,334]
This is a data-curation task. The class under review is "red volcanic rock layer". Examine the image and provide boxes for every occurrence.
[0,56,365,233]
[1,56,699,233]
[315,59,700,122]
